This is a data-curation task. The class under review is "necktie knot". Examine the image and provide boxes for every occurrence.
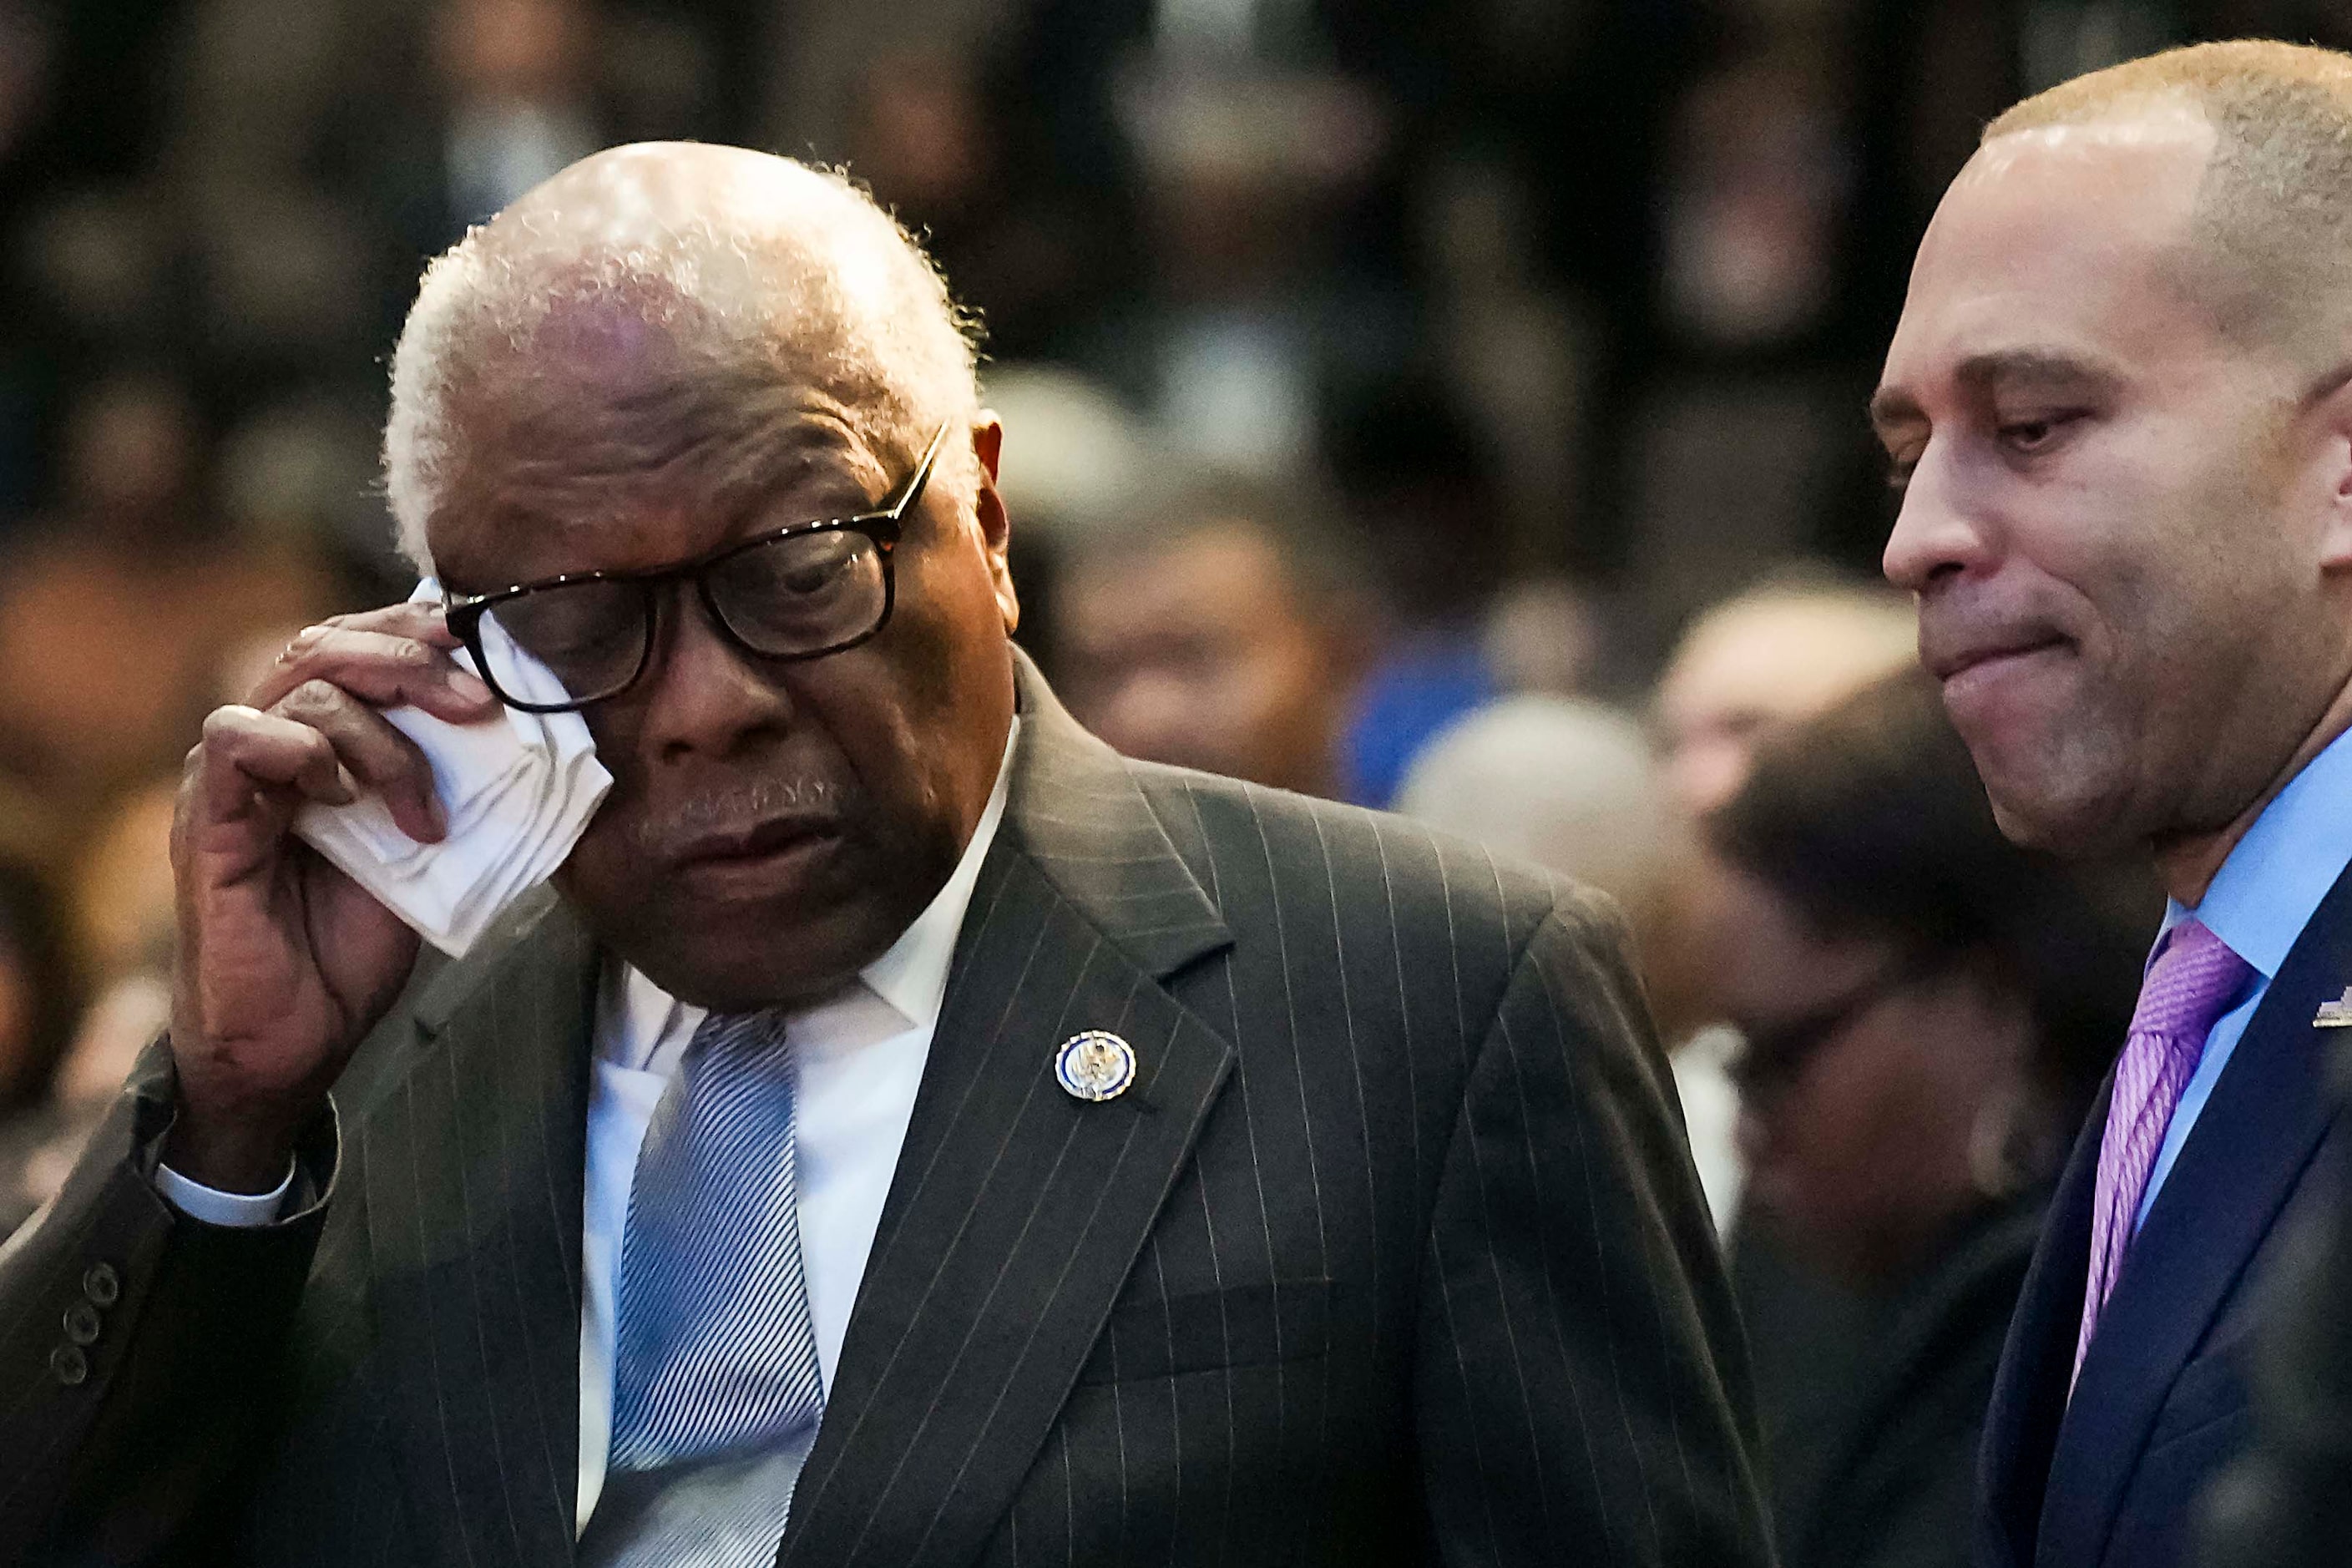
[2129,920,2253,1053]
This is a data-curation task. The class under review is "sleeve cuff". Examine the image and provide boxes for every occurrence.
[154,1157,296,1227]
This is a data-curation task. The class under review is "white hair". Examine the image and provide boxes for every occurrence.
[383,146,983,572]
[1396,695,1676,913]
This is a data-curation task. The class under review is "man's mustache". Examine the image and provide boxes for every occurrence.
[630,775,862,856]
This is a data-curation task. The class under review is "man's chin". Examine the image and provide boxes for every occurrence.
[580,858,913,1012]
[1980,772,2138,857]
[620,903,897,1014]
[1943,685,2137,854]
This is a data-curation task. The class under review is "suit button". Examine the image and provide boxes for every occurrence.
[49,1345,87,1386]
[63,1303,100,1346]
[82,1263,120,1308]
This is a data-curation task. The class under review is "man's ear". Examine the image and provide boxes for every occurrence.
[2315,371,2352,572]
[971,413,1019,634]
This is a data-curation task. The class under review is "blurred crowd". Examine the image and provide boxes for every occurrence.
[7,0,2349,1564]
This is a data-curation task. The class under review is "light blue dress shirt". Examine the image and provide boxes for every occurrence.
[2137,724,2352,1227]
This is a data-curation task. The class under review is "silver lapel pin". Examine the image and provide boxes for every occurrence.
[1055,1030,1137,1101]
[2314,987,2352,1028]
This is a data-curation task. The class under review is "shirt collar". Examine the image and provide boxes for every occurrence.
[601,715,1019,1070]
[2165,722,2352,979]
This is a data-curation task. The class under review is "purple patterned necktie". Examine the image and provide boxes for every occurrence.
[2072,918,2253,1387]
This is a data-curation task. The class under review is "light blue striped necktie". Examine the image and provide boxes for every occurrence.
[598,1008,825,1560]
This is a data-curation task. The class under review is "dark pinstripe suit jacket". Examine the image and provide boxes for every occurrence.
[0,665,1770,1567]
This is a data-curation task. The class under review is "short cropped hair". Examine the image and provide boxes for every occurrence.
[1985,39,2352,356]
[385,154,983,573]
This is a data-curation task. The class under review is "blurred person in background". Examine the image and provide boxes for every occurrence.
[1058,470,1371,800]
[430,0,600,228]
[840,45,1131,367]
[1692,670,2147,1568]
[967,362,1156,680]
[0,852,80,1236]
[0,778,183,1231]
[1323,379,1512,808]
[1653,569,1920,822]
[1642,568,1920,1226]
[1395,694,1671,926]
[1640,566,1930,1536]
[362,0,721,296]
[0,367,332,812]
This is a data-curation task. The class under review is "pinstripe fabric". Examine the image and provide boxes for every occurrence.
[0,653,1769,1568]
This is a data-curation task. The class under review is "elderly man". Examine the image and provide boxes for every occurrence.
[1871,42,2352,1568]
[0,147,1765,1567]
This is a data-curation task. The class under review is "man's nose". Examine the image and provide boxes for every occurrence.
[636,590,796,762]
[1881,446,1995,594]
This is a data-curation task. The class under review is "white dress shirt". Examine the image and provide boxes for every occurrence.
[574,721,1014,1529]
[1669,1024,1745,1237]
[159,719,1019,1540]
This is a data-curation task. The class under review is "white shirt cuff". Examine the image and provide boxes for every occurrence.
[154,1158,296,1227]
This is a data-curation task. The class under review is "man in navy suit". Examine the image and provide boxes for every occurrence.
[1868,38,2352,1568]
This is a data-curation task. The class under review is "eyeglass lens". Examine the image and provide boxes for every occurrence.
[706,526,887,652]
[478,527,891,706]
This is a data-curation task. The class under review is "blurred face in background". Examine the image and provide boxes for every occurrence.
[434,0,587,100]
[1060,521,1353,797]
[1690,855,2031,1284]
[63,372,196,532]
[0,934,32,1102]
[1653,593,1917,817]
[847,53,989,220]
[0,862,72,1110]
[1878,109,2352,857]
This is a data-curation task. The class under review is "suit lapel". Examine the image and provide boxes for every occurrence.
[779,661,1235,1568]
[357,903,597,1568]
[1978,1090,2102,1568]
[2034,859,2352,1565]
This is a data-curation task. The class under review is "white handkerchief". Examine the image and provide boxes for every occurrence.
[293,580,614,957]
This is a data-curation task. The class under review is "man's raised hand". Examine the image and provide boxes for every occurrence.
[164,601,499,1193]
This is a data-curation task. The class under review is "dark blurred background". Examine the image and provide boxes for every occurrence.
[0,5,2311,1559]
[0,0,2312,1308]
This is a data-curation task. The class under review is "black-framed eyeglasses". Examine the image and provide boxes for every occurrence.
[1727,960,1927,1100]
[442,422,953,714]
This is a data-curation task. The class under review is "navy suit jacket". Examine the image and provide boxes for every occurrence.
[1975,860,2352,1568]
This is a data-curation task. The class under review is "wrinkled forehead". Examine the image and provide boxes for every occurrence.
[421,306,903,589]
[446,280,889,478]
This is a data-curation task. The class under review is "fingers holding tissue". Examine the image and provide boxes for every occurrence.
[292,582,614,957]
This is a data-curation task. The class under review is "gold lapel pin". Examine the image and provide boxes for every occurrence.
[1055,1030,1137,1101]
[2314,988,2352,1028]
